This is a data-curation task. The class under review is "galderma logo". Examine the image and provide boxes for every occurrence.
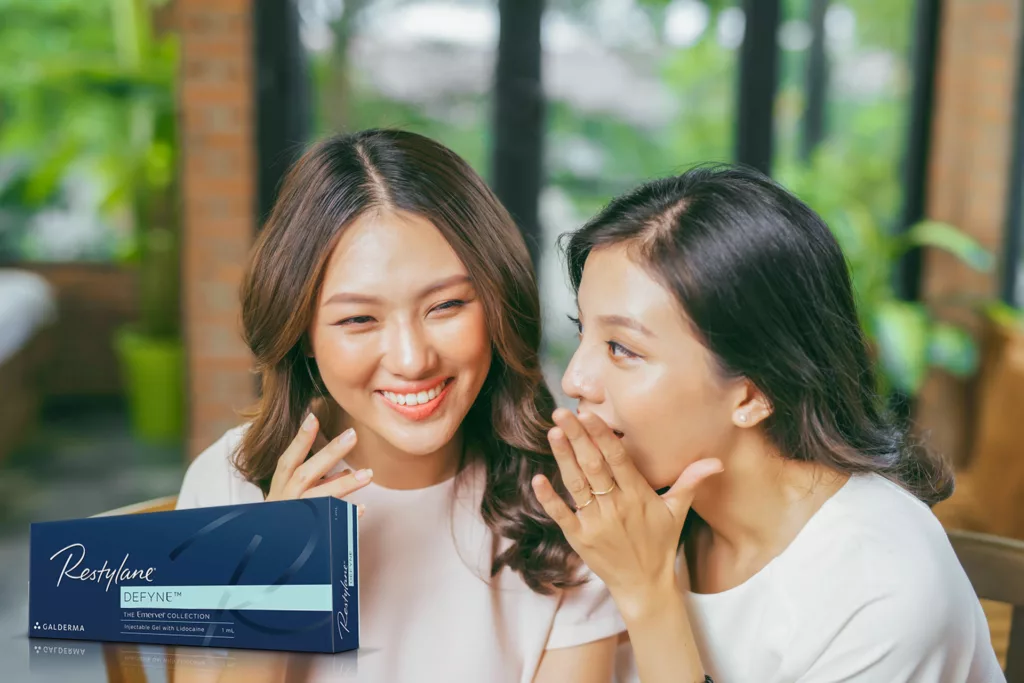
[34,621,85,633]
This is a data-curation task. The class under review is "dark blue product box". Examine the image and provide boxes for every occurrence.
[28,497,359,653]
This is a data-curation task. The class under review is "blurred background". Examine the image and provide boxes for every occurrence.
[0,0,1022,677]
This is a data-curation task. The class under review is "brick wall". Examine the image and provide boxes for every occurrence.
[179,0,257,459]
[915,0,1020,466]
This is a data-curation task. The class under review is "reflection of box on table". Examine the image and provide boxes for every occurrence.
[28,639,363,681]
[29,498,359,653]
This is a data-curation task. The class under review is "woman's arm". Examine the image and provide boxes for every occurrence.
[534,635,618,683]
[616,584,706,683]
[532,409,721,683]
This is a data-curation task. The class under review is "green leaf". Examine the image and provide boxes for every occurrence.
[984,302,1024,331]
[900,220,994,271]
[22,138,82,205]
[872,300,930,395]
[927,323,979,377]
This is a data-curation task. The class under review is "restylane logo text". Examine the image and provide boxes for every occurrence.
[48,543,156,592]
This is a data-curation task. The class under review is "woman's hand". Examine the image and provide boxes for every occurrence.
[265,413,372,515]
[531,408,722,620]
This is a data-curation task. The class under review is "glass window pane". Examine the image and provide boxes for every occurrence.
[541,0,741,382]
[774,0,916,233]
[300,1,742,395]
[301,0,495,172]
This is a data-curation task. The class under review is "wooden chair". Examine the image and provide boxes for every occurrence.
[948,529,1024,681]
[96,496,178,683]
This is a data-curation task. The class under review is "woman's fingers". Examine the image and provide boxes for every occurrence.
[548,426,595,510]
[302,467,373,501]
[661,458,724,521]
[553,409,617,499]
[269,413,321,499]
[531,474,581,536]
[285,428,360,497]
[300,469,368,519]
[576,411,646,495]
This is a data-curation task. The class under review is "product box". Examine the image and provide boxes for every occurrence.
[28,497,359,653]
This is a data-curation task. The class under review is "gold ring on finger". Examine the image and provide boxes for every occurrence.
[575,493,596,511]
[592,482,617,496]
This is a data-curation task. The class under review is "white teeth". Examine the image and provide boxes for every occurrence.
[381,380,447,407]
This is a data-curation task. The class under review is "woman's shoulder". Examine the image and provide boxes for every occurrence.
[820,473,962,575]
[176,424,263,510]
[772,473,982,633]
[747,474,998,678]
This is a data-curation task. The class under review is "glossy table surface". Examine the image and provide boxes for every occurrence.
[16,636,369,683]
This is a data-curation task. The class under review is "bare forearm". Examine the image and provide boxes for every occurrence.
[618,585,705,683]
[533,636,617,683]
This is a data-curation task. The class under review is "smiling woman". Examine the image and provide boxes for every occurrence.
[173,130,624,683]
[305,209,492,484]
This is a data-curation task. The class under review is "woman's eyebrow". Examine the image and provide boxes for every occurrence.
[322,274,471,306]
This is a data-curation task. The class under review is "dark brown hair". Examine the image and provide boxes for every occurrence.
[564,164,954,507]
[237,129,580,593]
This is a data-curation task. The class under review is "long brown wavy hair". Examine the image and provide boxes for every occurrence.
[236,129,581,594]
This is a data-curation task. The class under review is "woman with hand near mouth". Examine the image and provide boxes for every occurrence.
[532,165,1003,683]
[175,130,625,683]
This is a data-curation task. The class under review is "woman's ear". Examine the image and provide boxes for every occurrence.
[732,379,773,428]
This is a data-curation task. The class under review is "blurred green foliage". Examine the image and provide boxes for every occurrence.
[772,0,995,397]
[0,0,1006,385]
[987,301,1024,330]
[782,144,993,396]
[308,0,977,395]
[0,0,179,336]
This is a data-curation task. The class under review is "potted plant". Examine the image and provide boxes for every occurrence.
[0,0,182,442]
[106,0,183,443]
[778,145,994,400]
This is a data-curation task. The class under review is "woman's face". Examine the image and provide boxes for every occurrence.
[562,244,748,489]
[308,209,492,456]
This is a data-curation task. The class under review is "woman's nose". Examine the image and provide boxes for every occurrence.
[383,320,437,379]
[561,347,602,404]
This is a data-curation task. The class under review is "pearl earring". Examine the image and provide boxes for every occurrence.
[738,414,748,423]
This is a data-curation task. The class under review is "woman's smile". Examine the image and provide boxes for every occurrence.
[376,377,455,421]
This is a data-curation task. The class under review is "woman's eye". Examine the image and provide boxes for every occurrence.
[607,341,639,359]
[567,315,582,335]
[336,316,375,326]
[430,299,466,315]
